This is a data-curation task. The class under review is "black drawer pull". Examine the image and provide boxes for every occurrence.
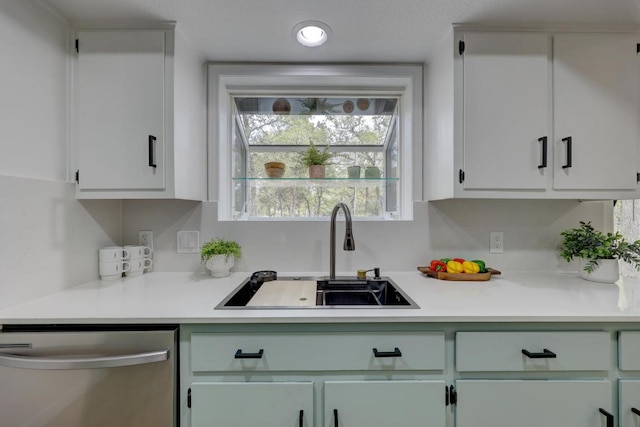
[299,409,304,427]
[334,409,338,427]
[148,135,157,168]
[521,348,556,359]
[373,347,402,358]
[632,407,640,417]
[538,136,548,169]
[599,408,614,427]
[562,136,572,169]
[234,349,264,359]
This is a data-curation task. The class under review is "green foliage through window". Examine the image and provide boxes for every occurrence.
[232,96,399,219]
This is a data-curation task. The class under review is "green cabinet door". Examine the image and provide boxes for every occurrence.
[619,380,640,427]
[456,380,613,427]
[324,380,446,427]
[191,382,313,427]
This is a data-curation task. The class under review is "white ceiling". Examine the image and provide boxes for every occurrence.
[42,0,640,62]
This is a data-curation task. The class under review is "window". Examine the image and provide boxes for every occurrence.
[614,200,640,278]
[209,64,422,221]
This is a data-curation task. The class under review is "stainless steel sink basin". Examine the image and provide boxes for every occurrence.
[215,275,419,309]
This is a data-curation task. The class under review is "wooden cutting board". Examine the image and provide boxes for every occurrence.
[246,280,317,307]
[417,267,501,281]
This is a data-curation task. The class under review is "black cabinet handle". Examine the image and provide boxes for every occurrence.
[334,409,338,427]
[538,136,548,169]
[299,409,304,427]
[632,407,640,416]
[148,135,157,168]
[599,408,614,427]
[562,136,572,169]
[234,349,264,359]
[373,347,402,358]
[521,348,557,359]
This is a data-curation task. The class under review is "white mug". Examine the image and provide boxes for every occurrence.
[125,258,153,277]
[124,245,153,259]
[99,246,130,262]
[99,260,131,280]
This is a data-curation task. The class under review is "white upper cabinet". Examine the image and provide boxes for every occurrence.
[73,26,206,200]
[77,30,165,191]
[425,27,640,201]
[462,32,549,191]
[553,33,639,191]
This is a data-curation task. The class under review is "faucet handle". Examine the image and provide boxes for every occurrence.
[374,267,381,279]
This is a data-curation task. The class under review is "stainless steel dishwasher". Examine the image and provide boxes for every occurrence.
[0,325,178,427]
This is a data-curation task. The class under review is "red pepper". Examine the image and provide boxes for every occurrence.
[453,257,466,264]
[430,259,447,272]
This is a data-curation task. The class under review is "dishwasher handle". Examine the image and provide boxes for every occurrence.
[0,349,169,370]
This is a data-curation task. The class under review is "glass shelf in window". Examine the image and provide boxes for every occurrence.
[233,177,399,188]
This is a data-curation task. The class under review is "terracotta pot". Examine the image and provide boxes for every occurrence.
[309,165,325,178]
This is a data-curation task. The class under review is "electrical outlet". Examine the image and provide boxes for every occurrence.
[138,230,153,251]
[490,231,504,253]
[177,231,199,253]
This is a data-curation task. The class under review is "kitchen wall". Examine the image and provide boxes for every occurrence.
[0,1,121,309]
[122,199,609,275]
[0,1,615,310]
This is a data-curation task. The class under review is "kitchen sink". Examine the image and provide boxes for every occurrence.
[216,274,418,309]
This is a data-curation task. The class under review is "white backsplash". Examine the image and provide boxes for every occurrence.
[122,199,609,275]
[0,1,122,309]
[0,176,122,309]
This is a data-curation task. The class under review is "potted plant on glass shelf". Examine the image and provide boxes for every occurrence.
[560,221,640,283]
[300,141,332,178]
[200,238,242,278]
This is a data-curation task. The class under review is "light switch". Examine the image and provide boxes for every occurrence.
[177,231,200,253]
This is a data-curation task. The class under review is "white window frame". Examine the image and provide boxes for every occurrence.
[208,63,422,221]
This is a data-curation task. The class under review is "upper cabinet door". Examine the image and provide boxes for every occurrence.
[553,33,639,190]
[77,30,165,191]
[462,32,549,190]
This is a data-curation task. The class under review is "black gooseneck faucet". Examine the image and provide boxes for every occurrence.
[330,203,355,279]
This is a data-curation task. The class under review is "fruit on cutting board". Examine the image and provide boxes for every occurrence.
[428,258,487,274]
[471,260,487,273]
[430,259,447,271]
[462,261,480,274]
[446,260,464,273]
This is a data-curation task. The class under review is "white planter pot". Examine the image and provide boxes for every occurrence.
[579,258,620,283]
[205,255,235,278]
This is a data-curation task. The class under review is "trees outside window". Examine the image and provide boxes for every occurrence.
[232,97,398,219]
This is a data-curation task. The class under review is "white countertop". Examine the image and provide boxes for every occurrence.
[1,270,640,324]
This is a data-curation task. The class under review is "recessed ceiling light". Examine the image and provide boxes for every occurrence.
[293,20,331,47]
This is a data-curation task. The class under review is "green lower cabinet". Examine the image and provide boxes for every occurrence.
[619,380,640,427]
[190,382,313,427]
[324,380,446,427]
[455,380,613,427]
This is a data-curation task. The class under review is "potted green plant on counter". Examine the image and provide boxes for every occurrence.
[200,238,242,278]
[560,221,640,283]
[300,141,332,178]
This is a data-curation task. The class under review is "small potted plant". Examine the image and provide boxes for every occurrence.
[200,238,242,278]
[364,165,381,179]
[560,221,640,283]
[347,165,361,179]
[300,141,332,178]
